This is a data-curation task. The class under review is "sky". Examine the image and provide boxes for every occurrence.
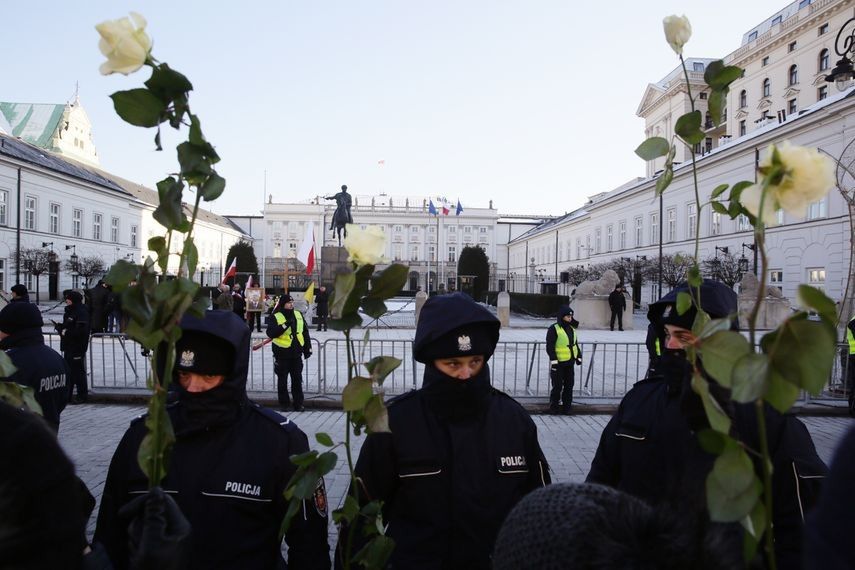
[5,0,790,217]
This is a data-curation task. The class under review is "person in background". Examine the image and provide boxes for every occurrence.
[231,283,246,322]
[608,285,626,332]
[10,284,30,303]
[213,283,233,311]
[338,293,550,569]
[314,285,329,332]
[545,306,582,415]
[0,302,68,430]
[56,290,91,404]
[88,280,110,334]
[266,294,312,412]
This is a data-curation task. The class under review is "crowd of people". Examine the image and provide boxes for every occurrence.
[0,280,853,568]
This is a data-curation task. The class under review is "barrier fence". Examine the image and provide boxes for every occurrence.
[44,333,851,406]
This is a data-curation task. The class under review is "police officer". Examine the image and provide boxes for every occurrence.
[587,280,827,569]
[545,306,582,414]
[266,293,312,412]
[56,290,90,404]
[315,285,329,332]
[0,302,68,430]
[95,310,330,569]
[339,292,550,569]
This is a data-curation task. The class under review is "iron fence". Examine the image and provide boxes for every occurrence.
[57,333,851,406]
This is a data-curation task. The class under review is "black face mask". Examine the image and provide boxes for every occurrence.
[421,362,492,421]
[175,378,243,434]
[658,350,733,433]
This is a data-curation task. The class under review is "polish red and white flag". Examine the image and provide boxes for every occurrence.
[297,221,316,275]
[222,257,237,283]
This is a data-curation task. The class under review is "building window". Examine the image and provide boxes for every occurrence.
[787,98,797,115]
[711,211,721,236]
[770,270,783,286]
[699,92,708,100]
[819,48,829,71]
[749,31,758,42]
[49,203,60,234]
[448,246,456,262]
[391,244,402,261]
[788,41,797,52]
[409,245,418,262]
[428,245,435,262]
[818,85,828,101]
[772,15,782,26]
[111,217,120,243]
[73,209,83,238]
[595,228,602,254]
[819,23,828,36]
[739,90,747,108]
[606,225,613,252]
[619,221,626,250]
[93,213,102,241]
[808,198,827,219]
[687,204,696,239]
[762,78,770,97]
[762,56,769,67]
[634,217,643,247]
[739,120,747,136]
[24,195,36,230]
[0,190,6,226]
[693,61,704,72]
[650,213,659,245]
[798,0,810,8]
[666,209,676,242]
[807,268,826,291]
[131,225,138,248]
[448,225,456,234]
[411,226,418,234]
[0,259,4,292]
[575,238,582,259]
[788,65,798,86]
[463,226,471,234]
[585,235,591,258]
[428,226,435,235]
[737,214,750,232]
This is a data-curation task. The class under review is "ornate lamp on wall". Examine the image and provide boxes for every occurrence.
[825,18,855,91]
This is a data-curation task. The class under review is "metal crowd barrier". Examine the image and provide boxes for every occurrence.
[62,333,851,406]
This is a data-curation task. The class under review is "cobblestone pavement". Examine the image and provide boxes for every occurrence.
[58,403,854,542]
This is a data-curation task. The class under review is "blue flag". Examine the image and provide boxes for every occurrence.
[456,199,463,216]
[428,199,438,216]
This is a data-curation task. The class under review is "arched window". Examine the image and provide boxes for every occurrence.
[763,78,771,97]
[739,89,747,108]
[819,48,829,71]
[788,64,798,85]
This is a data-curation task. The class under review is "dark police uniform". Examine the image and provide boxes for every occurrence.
[587,280,827,570]
[266,297,313,411]
[95,310,330,570]
[0,301,68,430]
[58,292,90,403]
[545,306,581,414]
[340,293,550,569]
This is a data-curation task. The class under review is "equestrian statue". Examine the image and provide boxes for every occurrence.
[325,184,353,244]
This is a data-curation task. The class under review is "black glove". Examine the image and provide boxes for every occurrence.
[120,486,191,570]
[576,358,583,366]
[304,351,312,360]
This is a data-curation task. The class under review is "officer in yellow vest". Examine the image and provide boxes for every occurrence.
[545,306,582,414]
[266,293,313,411]
[847,315,855,415]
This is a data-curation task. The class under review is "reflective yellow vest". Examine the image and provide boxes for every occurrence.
[273,311,305,349]
[553,323,580,362]
[848,316,855,355]
[655,338,661,356]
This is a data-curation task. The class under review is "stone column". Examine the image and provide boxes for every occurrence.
[497,291,510,328]
[415,290,429,325]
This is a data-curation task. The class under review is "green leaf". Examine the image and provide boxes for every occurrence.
[329,272,356,319]
[766,370,800,413]
[696,429,733,455]
[353,535,395,569]
[144,63,193,101]
[655,163,674,195]
[698,317,734,340]
[675,110,705,145]
[332,495,360,524]
[711,201,730,215]
[148,236,167,255]
[741,502,766,562]
[188,114,204,146]
[342,377,373,411]
[110,88,167,128]
[364,395,390,433]
[635,137,671,161]
[290,450,319,467]
[698,331,751,388]
[279,497,302,537]
[315,432,334,447]
[316,451,338,475]
[154,176,187,231]
[729,180,753,201]
[105,260,138,292]
[710,184,729,200]
[0,382,44,414]
[183,238,198,277]
[176,142,212,184]
[0,351,18,377]
[796,285,837,325]
[769,319,835,394]
[704,61,744,89]
[687,266,702,288]
[692,373,732,434]
[199,172,226,201]
[368,264,409,300]
[676,292,692,315]
[361,297,387,319]
[706,450,762,523]
[137,385,175,487]
[731,353,769,403]
[708,89,726,129]
[365,356,402,385]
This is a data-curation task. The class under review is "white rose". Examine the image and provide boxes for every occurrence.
[344,225,386,266]
[740,183,778,226]
[764,141,836,217]
[96,12,152,76]
[663,15,692,56]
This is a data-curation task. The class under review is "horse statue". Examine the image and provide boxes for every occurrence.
[325,184,353,245]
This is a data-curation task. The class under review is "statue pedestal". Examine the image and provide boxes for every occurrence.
[320,246,350,287]
[737,273,792,330]
[572,296,634,330]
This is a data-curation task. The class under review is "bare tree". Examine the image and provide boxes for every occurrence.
[562,266,589,286]
[16,248,53,302]
[63,255,106,288]
[657,253,693,290]
[701,252,743,288]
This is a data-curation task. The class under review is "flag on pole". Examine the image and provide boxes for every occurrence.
[304,281,315,305]
[438,197,450,215]
[297,221,316,275]
[377,159,385,166]
[246,275,254,288]
[455,199,463,216]
[428,199,438,216]
[222,257,237,283]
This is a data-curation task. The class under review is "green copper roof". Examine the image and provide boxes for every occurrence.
[0,102,65,149]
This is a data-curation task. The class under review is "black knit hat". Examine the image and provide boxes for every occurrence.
[0,302,43,334]
[175,330,234,376]
[64,290,83,304]
[660,304,697,331]
[417,324,497,362]
[413,293,500,363]
[10,284,28,297]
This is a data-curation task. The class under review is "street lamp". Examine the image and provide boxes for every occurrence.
[825,18,855,91]
[741,243,756,274]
